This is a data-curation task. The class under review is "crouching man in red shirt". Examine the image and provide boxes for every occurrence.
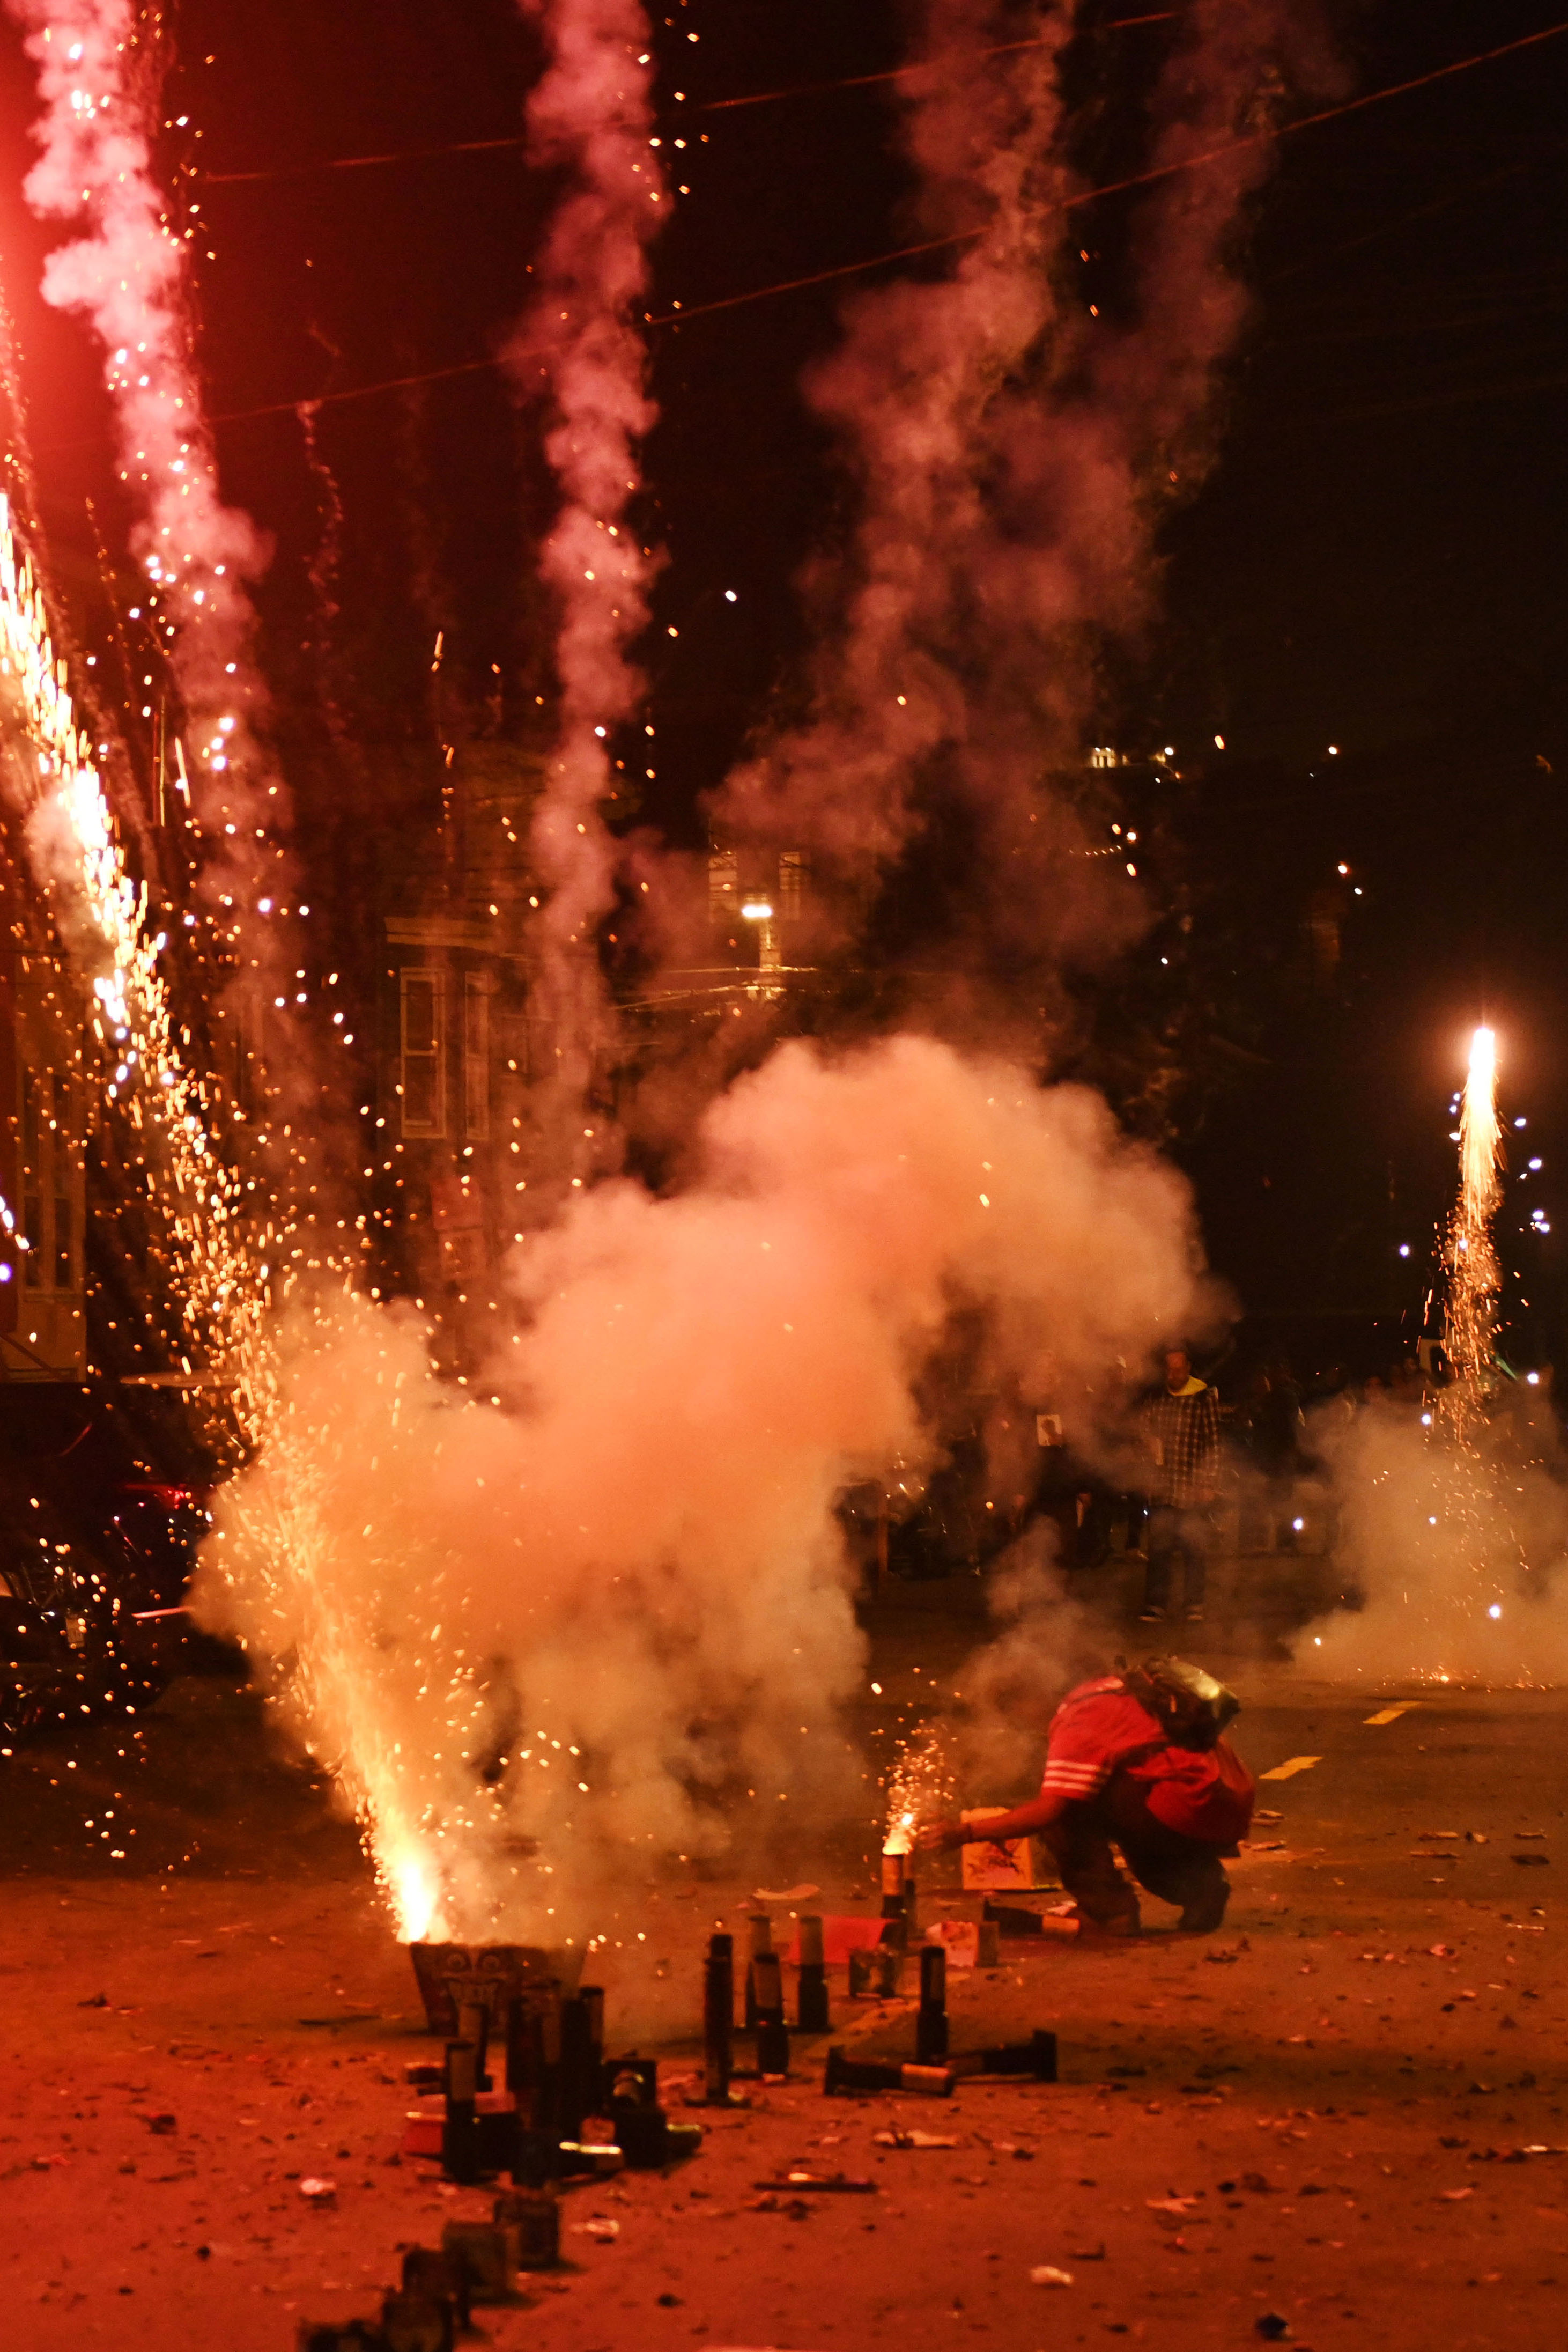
[920,1659,1254,1936]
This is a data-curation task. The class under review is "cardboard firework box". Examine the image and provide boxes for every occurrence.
[959,1807,1049,1893]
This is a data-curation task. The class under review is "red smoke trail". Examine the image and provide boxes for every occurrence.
[713,0,1329,992]
[6,3,295,986]
[506,0,665,1163]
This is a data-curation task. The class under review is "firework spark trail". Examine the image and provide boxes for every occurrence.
[505,0,665,1160]
[0,491,275,1413]
[0,475,372,1891]
[1447,1022,1502,1395]
[5,1,298,974]
[713,1,1330,981]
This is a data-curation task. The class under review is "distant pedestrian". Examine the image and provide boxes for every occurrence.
[1139,1346,1222,1624]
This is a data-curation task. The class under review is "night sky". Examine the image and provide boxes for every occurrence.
[1,0,1565,1377]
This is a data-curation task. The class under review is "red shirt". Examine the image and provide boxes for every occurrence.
[1040,1675,1255,1844]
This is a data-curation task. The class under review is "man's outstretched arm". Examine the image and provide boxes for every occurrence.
[917,1788,1069,1852]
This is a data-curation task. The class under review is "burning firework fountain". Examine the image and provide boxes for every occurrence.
[1304,1021,1568,1685]
[1444,1024,1502,1409]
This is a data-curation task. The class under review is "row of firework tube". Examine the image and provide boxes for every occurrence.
[704,1899,1057,2102]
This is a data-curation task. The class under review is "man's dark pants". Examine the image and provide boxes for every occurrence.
[1040,1774,1229,1927]
[1144,1503,1211,1614]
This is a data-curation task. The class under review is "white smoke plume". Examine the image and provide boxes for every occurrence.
[714,0,1333,982]
[505,0,665,1167]
[192,1033,1214,1942]
[1299,1390,1568,1689]
[6,2,285,922]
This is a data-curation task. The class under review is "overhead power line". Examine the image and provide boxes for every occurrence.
[205,135,526,187]
[647,18,1568,327]
[196,17,1568,427]
[202,14,1184,185]
[699,15,1180,113]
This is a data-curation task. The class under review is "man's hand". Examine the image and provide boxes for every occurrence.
[916,1818,967,1854]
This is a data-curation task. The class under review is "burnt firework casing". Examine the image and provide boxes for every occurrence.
[752,1950,790,2076]
[849,1944,903,2000]
[743,1912,772,2031]
[558,1987,605,2141]
[602,2054,659,2110]
[823,2045,955,2097]
[440,2041,484,2184]
[493,2184,560,2269]
[439,2218,519,2305]
[995,2029,1057,2081]
[946,2029,1058,2082]
[601,2053,684,2167]
[455,2002,491,2086]
[505,1990,565,2135]
[797,1915,831,2032]
[703,1931,735,2102]
[401,2247,470,2328]
[916,1943,948,2063]
[380,2289,454,2352]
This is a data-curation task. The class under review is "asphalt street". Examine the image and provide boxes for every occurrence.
[0,1616,1564,2352]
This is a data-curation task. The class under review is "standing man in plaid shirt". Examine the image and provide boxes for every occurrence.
[1140,1345,1222,1624]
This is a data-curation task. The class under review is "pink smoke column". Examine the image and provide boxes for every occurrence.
[714,1,1331,982]
[6,0,287,937]
[507,0,665,1140]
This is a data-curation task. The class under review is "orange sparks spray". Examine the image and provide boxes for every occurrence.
[1446,1023,1501,1395]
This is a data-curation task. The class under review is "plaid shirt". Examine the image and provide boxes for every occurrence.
[1141,1378,1222,1508]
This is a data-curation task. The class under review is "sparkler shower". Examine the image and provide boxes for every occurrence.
[1446,1022,1502,1400]
[1304,1027,1568,1686]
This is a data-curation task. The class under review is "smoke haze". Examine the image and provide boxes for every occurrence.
[193,1034,1214,1938]
[1300,1392,1568,1687]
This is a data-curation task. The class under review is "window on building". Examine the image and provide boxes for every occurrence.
[400,969,445,1138]
[18,1068,77,1294]
[778,850,807,921]
[707,849,739,924]
[464,974,491,1144]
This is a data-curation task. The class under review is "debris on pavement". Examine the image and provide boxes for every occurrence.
[755,2170,878,2191]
